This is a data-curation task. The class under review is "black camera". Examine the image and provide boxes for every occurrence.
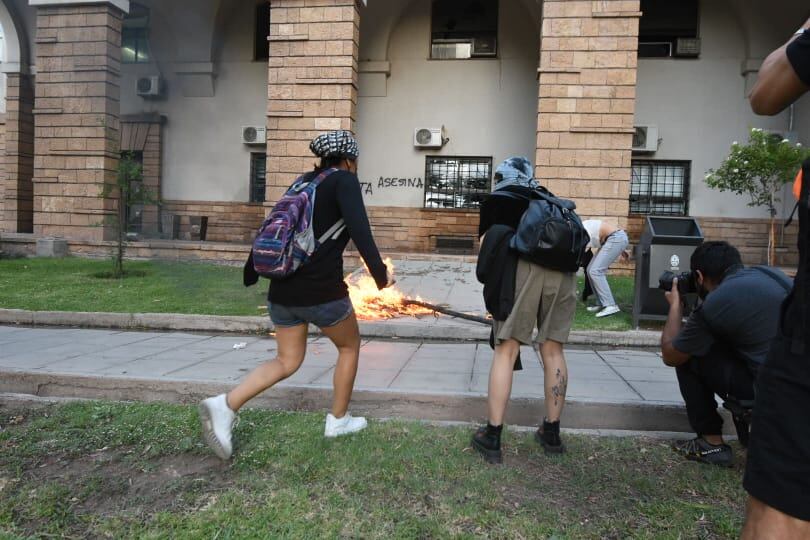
[658,271,697,295]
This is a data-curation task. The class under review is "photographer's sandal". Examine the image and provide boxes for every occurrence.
[672,437,733,467]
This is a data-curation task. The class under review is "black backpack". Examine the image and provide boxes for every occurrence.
[490,187,589,273]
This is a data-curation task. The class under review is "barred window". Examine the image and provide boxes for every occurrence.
[249,153,266,203]
[425,156,492,209]
[630,160,690,216]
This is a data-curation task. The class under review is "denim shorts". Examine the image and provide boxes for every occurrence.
[268,297,354,328]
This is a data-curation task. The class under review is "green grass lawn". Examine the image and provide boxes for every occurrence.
[574,274,635,331]
[0,257,639,331]
[0,257,268,317]
[0,401,745,539]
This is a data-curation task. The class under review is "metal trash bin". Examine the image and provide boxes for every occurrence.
[632,216,704,327]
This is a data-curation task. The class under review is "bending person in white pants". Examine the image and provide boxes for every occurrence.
[583,220,629,318]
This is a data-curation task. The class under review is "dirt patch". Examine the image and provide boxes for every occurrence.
[4,446,235,537]
[36,449,231,515]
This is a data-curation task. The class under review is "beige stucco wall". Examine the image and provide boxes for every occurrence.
[119,1,267,202]
[2,0,808,219]
[635,0,808,220]
[355,0,540,207]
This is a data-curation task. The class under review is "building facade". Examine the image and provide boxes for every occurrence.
[0,0,807,266]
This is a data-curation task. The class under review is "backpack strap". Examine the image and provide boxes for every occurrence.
[291,167,338,192]
[785,200,800,229]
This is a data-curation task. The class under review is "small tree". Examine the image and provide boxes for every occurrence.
[705,127,810,266]
[100,152,158,278]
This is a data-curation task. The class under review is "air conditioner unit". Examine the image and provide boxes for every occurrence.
[675,37,701,58]
[632,125,659,153]
[414,127,444,149]
[471,36,497,57]
[242,126,267,145]
[136,76,162,97]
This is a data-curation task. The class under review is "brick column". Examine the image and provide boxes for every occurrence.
[265,1,360,203]
[536,0,641,225]
[1,72,35,233]
[32,2,126,241]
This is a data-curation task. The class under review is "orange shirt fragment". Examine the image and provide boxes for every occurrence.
[795,170,803,201]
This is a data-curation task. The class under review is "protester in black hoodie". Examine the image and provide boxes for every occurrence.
[472,157,577,464]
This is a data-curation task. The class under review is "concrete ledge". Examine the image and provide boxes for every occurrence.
[0,370,692,432]
[0,308,661,346]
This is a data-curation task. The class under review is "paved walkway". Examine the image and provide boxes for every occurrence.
[0,325,679,404]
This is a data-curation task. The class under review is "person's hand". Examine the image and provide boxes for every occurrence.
[384,268,396,288]
[664,278,680,307]
[620,250,630,262]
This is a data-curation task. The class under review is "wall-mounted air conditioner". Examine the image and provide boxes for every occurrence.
[136,76,162,98]
[414,127,444,149]
[632,125,659,154]
[471,36,497,57]
[675,38,701,58]
[242,126,267,145]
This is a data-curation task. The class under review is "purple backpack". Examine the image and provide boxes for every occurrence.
[252,168,346,278]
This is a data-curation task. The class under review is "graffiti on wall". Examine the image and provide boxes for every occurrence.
[359,177,424,197]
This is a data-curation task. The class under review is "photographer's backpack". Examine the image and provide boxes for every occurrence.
[491,187,589,273]
[251,168,346,279]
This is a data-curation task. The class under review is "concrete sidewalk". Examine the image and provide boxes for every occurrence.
[0,325,704,433]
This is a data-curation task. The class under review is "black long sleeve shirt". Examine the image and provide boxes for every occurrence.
[478,185,535,236]
[267,169,387,306]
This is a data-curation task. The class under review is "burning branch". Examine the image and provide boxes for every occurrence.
[401,299,490,326]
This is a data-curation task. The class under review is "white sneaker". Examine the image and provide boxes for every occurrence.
[586,305,602,313]
[595,305,621,318]
[199,394,236,460]
[324,413,368,438]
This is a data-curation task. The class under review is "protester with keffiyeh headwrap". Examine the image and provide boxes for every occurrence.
[199,131,392,459]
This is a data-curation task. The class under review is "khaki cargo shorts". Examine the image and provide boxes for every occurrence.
[493,258,576,345]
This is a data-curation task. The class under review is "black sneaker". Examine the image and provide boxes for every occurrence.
[471,423,502,464]
[535,419,565,454]
[672,437,733,467]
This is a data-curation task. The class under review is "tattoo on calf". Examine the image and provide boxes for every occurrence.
[551,368,568,407]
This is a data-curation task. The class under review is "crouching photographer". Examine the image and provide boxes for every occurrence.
[659,241,791,467]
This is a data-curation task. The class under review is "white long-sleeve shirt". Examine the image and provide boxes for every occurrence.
[583,219,602,250]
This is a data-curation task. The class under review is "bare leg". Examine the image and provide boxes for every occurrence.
[226,324,308,411]
[742,496,810,540]
[319,313,361,418]
[539,340,568,422]
[487,338,521,425]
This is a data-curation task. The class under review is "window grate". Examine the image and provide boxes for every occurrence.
[424,156,492,209]
[630,160,690,216]
[435,236,475,254]
[122,151,145,234]
[250,153,267,203]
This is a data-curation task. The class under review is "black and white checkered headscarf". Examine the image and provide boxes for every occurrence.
[309,130,359,160]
